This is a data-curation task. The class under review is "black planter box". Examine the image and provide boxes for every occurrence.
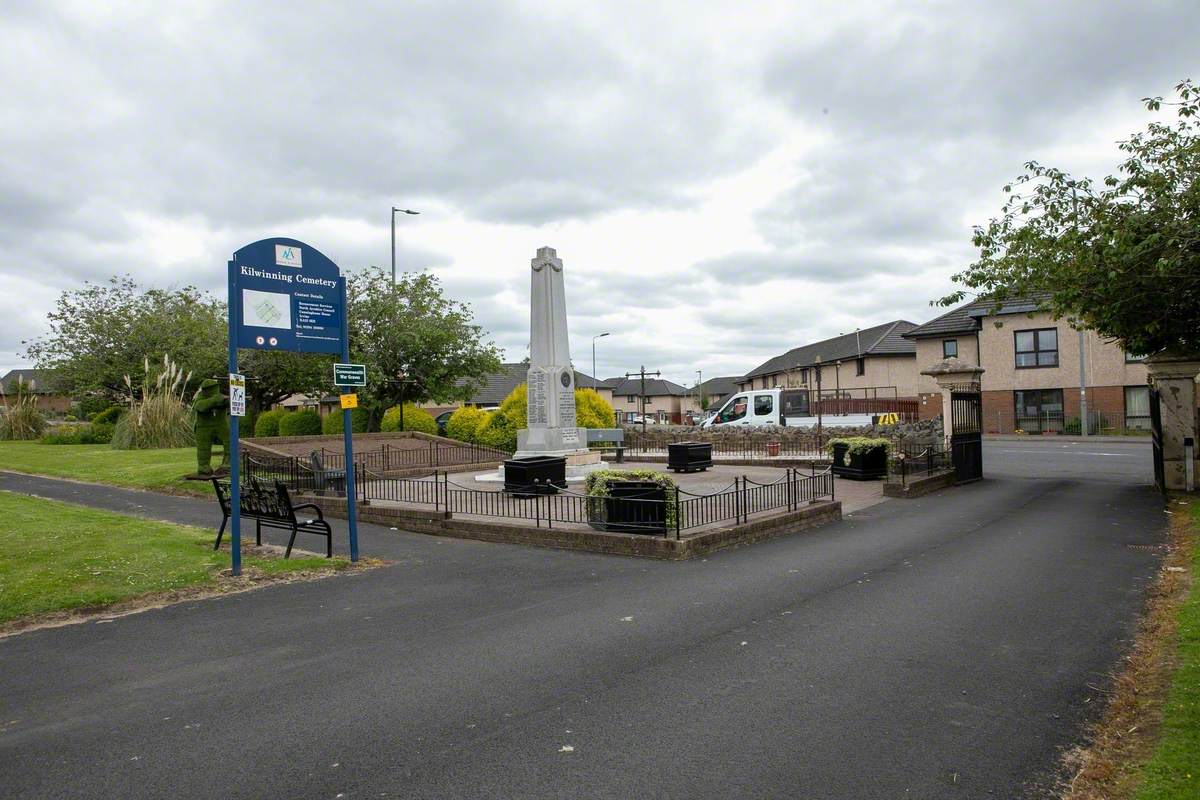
[830,443,887,480]
[667,441,713,473]
[588,480,667,534]
[503,456,567,496]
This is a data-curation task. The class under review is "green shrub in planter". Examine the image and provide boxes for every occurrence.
[380,404,437,434]
[322,406,371,434]
[253,408,287,437]
[825,437,890,457]
[827,437,889,480]
[277,409,322,437]
[585,468,679,530]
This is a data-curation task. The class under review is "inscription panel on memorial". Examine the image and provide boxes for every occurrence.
[528,369,549,426]
[557,368,576,428]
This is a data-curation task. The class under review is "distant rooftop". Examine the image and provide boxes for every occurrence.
[904,294,1053,339]
[742,320,917,380]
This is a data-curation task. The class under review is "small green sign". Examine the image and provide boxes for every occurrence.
[333,363,367,387]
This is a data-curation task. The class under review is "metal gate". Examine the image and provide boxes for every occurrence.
[950,387,983,483]
[1149,386,1165,493]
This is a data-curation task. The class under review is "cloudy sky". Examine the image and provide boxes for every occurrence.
[2,1,1196,387]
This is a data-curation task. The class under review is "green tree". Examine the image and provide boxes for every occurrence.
[345,268,502,426]
[23,277,226,402]
[942,79,1200,356]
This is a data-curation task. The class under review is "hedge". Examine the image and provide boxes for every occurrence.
[90,406,124,425]
[445,406,488,443]
[254,408,288,437]
[322,406,371,434]
[277,409,322,437]
[380,403,437,435]
[40,422,115,445]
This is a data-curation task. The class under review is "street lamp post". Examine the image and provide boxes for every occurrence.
[391,207,420,283]
[695,369,702,422]
[591,332,610,389]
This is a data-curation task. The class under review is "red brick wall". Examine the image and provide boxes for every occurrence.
[917,393,941,420]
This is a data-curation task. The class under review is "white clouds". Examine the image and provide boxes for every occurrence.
[1,1,1196,386]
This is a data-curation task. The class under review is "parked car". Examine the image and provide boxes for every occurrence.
[435,410,455,436]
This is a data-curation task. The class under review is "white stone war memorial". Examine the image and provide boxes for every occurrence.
[478,247,604,483]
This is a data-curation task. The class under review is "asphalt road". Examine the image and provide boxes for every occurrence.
[0,440,1166,799]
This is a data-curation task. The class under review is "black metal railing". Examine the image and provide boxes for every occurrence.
[316,441,511,471]
[886,441,951,485]
[240,440,511,494]
[615,430,830,460]
[356,466,835,538]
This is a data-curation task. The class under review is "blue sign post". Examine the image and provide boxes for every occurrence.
[227,238,359,575]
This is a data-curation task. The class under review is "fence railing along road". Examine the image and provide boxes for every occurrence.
[356,466,835,538]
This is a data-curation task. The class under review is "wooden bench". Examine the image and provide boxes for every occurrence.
[212,477,333,558]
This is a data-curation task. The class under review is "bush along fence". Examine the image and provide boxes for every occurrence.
[351,465,836,539]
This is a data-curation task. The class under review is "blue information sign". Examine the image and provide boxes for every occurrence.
[230,237,344,354]
[225,237,359,576]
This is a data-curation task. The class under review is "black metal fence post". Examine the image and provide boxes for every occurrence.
[674,485,681,540]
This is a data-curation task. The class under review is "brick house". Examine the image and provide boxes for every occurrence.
[0,368,72,415]
[737,320,920,399]
[904,297,1153,434]
[604,377,692,424]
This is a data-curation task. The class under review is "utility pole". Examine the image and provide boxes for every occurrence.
[695,369,703,421]
[1070,183,1088,437]
[624,365,661,435]
[814,358,824,443]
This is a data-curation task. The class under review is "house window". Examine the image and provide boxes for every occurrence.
[627,395,636,403]
[771,374,777,388]
[943,339,958,358]
[799,368,809,383]
[855,357,865,376]
[1014,328,1058,368]
[1014,389,1064,433]
[1124,385,1152,431]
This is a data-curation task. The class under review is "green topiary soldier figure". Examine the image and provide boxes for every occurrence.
[192,379,230,475]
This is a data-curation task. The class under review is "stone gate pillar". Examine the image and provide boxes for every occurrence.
[921,357,985,452]
[1144,352,1200,492]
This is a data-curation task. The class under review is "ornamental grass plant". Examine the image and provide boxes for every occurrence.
[0,376,47,441]
[111,355,196,450]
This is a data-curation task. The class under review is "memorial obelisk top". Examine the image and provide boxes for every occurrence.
[529,247,570,366]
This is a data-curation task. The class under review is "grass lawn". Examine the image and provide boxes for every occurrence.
[0,490,347,624]
[1134,499,1200,798]
[0,440,224,496]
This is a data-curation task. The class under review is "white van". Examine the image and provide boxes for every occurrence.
[699,388,874,429]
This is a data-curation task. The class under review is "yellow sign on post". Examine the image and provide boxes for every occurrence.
[340,393,358,409]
